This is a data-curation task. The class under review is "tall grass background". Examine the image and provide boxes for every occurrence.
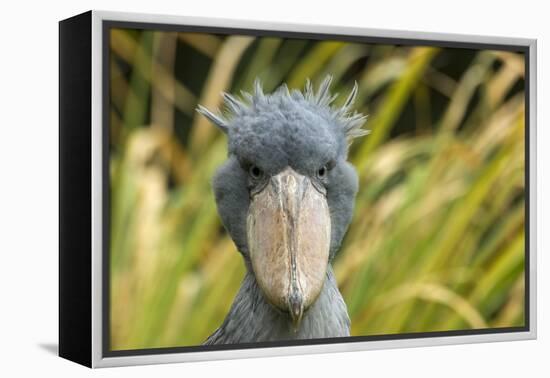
[108,28,526,350]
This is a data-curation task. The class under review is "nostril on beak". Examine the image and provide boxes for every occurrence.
[288,290,304,331]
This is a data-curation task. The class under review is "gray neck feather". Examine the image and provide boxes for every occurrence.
[204,267,350,345]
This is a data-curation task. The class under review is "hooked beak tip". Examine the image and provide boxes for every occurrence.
[288,291,304,331]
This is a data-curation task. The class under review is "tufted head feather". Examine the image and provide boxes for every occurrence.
[196,75,369,144]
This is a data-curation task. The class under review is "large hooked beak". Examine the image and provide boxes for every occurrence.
[247,167,331,330]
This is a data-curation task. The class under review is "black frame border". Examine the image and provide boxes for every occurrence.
[101,19,531,359]
[59,11,93,367]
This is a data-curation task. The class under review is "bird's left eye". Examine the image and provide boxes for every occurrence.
[317,166,327,179]
[249,165,263,180]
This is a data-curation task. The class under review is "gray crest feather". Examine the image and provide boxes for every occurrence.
[343,81,359,110]
[335,81,368,141]
[304,78,314,101]
[343,114,370,140]
[196,75,368,141]
[275,83,291,98]
[240,90,254,103]
[196,105,229,133]
[253,78,264,100]
[315,75,334,106]
[222,92,246,115]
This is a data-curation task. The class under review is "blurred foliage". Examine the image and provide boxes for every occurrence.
[108,28,526,350]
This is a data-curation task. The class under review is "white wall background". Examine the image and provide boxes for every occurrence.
[0,0,546,376]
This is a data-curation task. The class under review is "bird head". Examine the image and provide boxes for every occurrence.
[197,76,368,329]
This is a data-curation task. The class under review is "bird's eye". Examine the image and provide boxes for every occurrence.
[249,165,263,179]
[317,166,327,179]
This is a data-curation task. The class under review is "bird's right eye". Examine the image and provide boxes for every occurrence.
[249,165,263,180]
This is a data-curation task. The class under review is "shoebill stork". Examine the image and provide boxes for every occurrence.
[196,76,367,344]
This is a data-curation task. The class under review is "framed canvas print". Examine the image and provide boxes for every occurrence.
[59,10,537,368]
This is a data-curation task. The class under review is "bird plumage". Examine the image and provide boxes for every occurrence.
[204,267,350,344]
[197,76,367,344]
